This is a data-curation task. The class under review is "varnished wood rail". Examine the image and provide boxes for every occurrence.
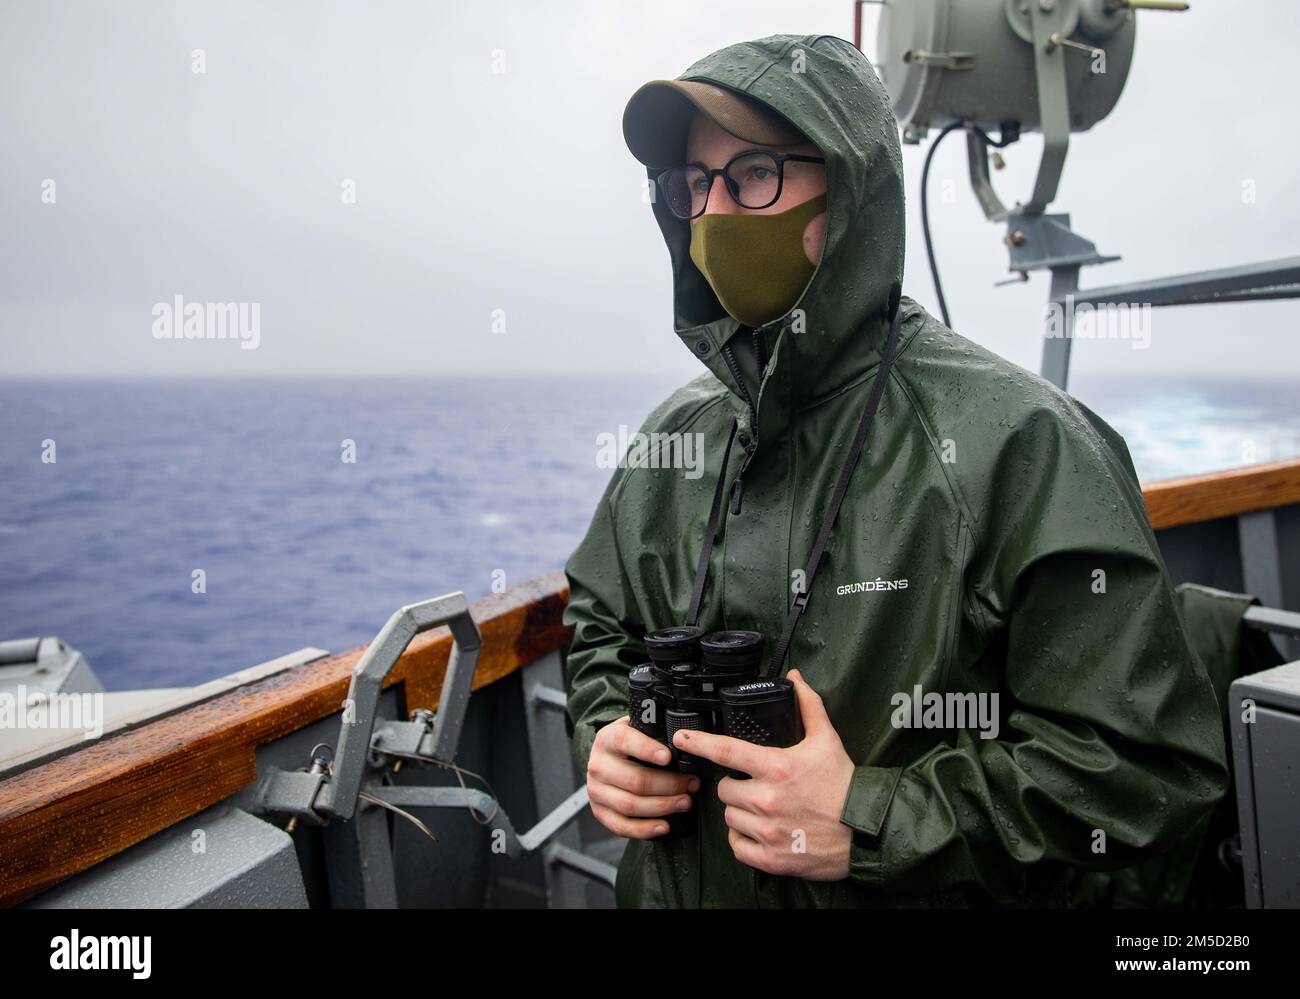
[1142,457,1300,531]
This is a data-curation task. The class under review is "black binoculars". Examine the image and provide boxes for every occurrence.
[626,626,803,837]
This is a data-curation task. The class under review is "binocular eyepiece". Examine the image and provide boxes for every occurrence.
[627,625,804,839]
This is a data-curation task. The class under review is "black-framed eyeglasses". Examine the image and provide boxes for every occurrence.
[655,149,827,220]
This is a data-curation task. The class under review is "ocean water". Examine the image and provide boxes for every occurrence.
[1,373,1297,689]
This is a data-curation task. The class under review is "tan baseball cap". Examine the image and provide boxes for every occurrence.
[622,79,808,170]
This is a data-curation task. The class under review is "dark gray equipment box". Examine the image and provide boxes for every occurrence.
[1230,660,1300,909]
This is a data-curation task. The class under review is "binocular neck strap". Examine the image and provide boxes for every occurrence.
[766,304,905,680]
[685,417,739,628]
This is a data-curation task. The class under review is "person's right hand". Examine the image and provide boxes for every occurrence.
[587,716,701,839]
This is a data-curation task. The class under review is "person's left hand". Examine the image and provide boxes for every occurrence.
[671,668,856,880]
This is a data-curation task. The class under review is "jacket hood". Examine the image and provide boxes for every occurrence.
[640,34,906,410]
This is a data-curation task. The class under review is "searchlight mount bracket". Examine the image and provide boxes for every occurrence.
[966,0,1124,279]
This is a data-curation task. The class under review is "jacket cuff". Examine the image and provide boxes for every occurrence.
[839,765,903,888]
[572,723,597,777]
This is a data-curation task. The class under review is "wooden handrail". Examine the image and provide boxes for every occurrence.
[2,457,1297,906]
[1142,457,1300,530]
[0,572,572,907]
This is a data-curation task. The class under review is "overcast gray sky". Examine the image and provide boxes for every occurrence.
[1,0,1296,381]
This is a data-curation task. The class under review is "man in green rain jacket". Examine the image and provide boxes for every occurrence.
[562,33,1229,908]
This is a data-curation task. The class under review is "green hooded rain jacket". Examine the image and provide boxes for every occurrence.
[562,33,1229,908]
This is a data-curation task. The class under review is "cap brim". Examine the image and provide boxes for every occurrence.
[622,79,806,170]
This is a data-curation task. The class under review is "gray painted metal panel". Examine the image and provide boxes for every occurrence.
[1251,707,1300,909]
[1229,660,1300,909]
[1155,517,1246,595]
[22,804,308,909]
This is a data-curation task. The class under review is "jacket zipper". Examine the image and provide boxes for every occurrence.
[721,337,761,515]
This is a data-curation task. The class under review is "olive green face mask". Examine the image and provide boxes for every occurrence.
[688,191,827,328]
